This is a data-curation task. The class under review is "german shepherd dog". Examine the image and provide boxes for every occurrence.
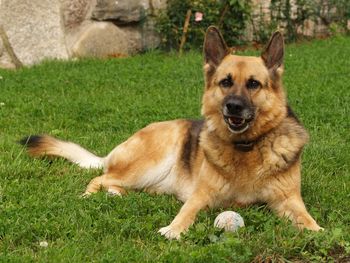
[21,26,322,239]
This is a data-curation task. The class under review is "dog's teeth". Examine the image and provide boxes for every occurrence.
[228,117,245,126]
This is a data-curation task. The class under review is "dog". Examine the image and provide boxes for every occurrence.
[20,26,322,240]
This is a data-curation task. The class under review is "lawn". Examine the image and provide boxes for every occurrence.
[0,36,349,262]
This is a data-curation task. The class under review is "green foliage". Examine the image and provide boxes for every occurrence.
[252,0,318,42]
[156,0,251,50]
[0,36,350,262]
[252,0,350,43]
[319,0,350,34]
[157,0,350,50]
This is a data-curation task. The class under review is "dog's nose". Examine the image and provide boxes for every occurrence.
[224,97,245,115]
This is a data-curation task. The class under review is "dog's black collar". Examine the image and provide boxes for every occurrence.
[233,135,264,152]
[233,140,255,152]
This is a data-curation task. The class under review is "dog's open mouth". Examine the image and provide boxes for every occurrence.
[224,115,250,133]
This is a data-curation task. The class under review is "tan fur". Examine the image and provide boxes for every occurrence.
[25,135,58,157]
[22,27,322,240]
[24,135,103,168]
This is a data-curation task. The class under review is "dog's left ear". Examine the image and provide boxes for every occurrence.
[261,31,284,70]
[204,26,229,67]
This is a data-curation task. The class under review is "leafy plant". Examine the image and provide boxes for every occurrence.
[251,0,319,42]
[156,0,350,50]
[252,0,349,43]
[156,0,251,51]
[317,0,350,35]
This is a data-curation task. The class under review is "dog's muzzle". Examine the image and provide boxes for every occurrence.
[222,95,255,134]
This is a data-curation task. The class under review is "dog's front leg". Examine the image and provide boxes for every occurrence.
[158,188,212,240]
[159,162,224,240]
[270,193,323,231]
[265,161,323,231]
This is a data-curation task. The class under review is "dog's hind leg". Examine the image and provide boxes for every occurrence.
[82,176,104,197]
[83,174,126,197]
[82,121,189,198]
[106,185,126,196]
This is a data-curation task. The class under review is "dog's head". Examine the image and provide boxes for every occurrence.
[201,26,287,141]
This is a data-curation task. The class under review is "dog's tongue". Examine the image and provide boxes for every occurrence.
[229,117,245,125]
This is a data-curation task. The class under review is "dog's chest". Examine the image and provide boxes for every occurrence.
[209,148,279,206]
[213,138,302,206]
[221,138,299,178]
[212,176,261,208]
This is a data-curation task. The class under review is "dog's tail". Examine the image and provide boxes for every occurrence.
[19,135,104,169]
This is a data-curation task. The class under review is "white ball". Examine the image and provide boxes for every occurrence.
[39,241,48,248]
[214,211,245,232]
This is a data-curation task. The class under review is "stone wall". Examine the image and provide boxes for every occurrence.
[0,0,347,68]
[0,0,166,68]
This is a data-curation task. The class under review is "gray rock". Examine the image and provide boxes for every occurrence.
[61,0,94,31]
[120,18,160,53]
[141,18,161,50]
[71,21,129,58]
[0,0,68,65]
[91,0,149,24]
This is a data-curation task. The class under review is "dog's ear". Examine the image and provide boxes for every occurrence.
[204,26,229,67]
[261,31,284,70]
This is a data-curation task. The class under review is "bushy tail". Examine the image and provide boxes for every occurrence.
[20,135,104,169]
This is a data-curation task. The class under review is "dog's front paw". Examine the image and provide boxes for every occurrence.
[309,225,324,232]
[158,225,182,240]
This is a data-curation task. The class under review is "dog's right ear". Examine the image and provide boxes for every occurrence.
[261,31,284,70]
[204,26,229,67]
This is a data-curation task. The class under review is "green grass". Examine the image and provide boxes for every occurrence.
[1,36,349,262]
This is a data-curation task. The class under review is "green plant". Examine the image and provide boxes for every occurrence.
[156,0,251,51]
[252,0,349,43]
[157,0,349,49]
[252,0,319,42]
[318,0,350,35]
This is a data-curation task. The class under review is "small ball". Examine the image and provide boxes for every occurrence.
[39,241,48,248]
[214,211,245,232]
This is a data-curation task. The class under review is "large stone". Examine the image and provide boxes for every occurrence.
[120,18,160,53]
[61,0,94,31]
[0,0,68,65]
[71,21,129,58]
[91,0,149,23]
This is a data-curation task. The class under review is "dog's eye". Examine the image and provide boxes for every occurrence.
[246,79,261,89]
[219,77,233,88]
